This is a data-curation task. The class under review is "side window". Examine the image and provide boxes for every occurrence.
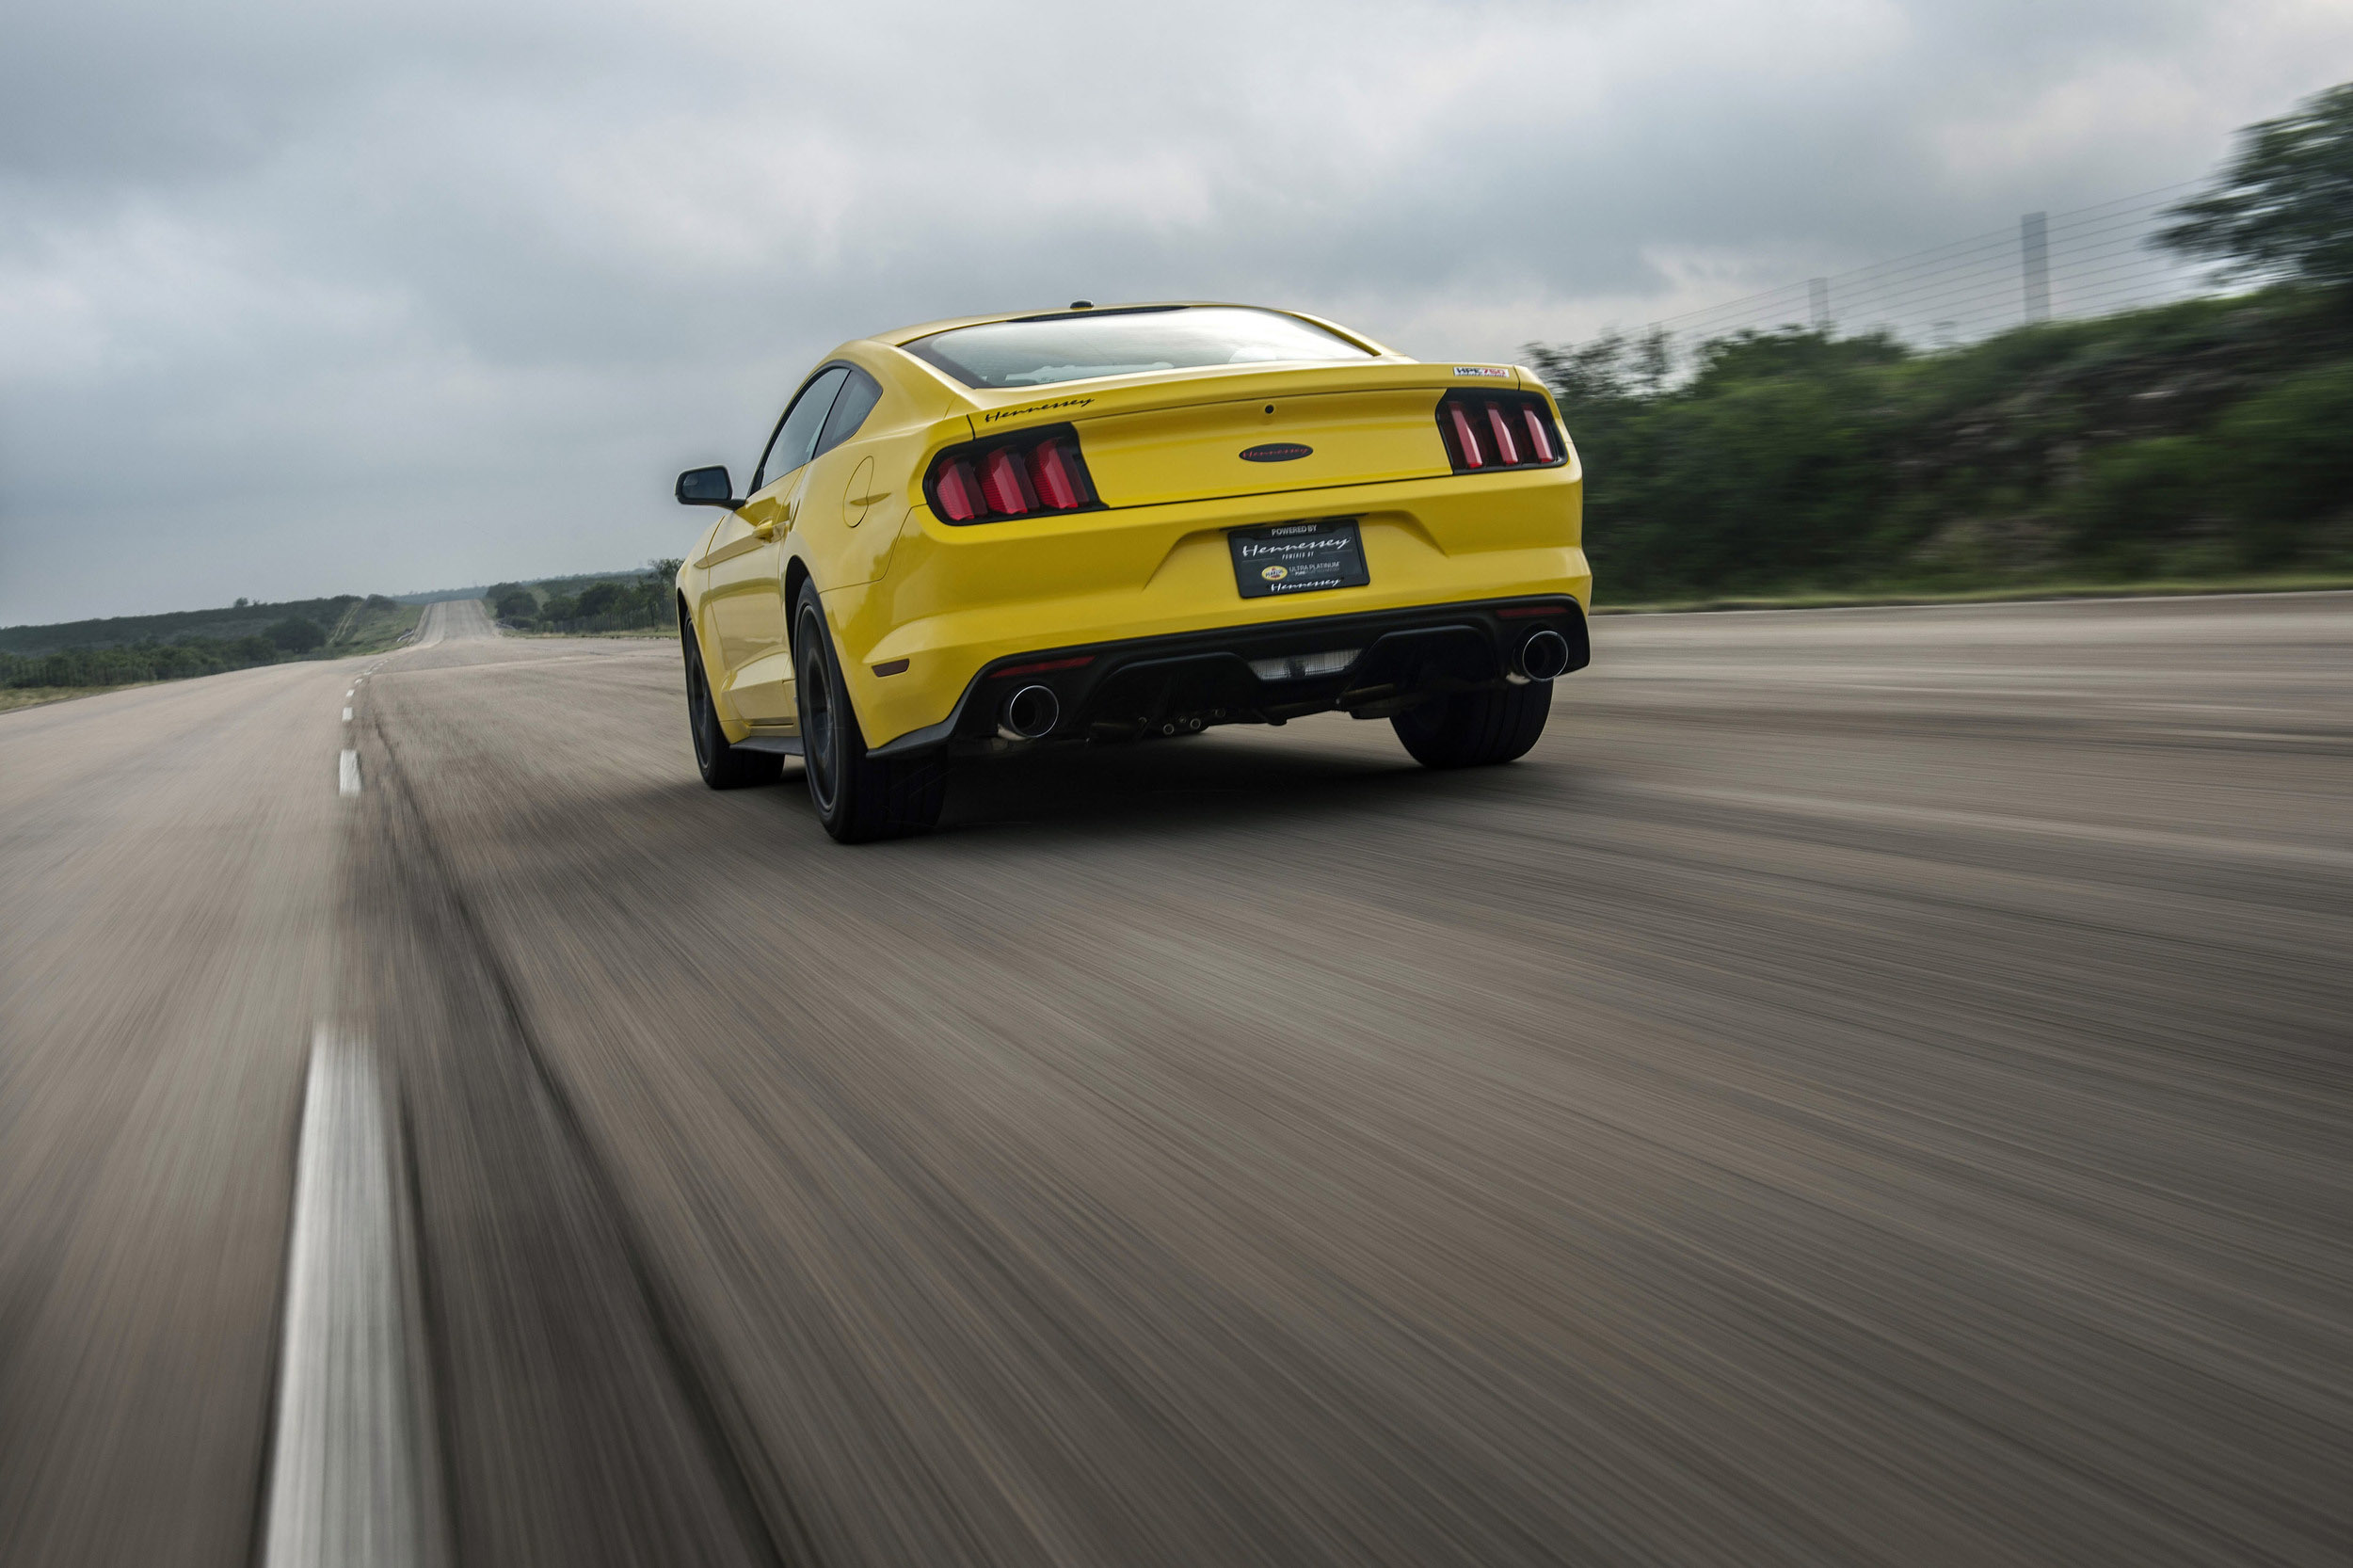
[755,366,849,491]
[813,366,884,460]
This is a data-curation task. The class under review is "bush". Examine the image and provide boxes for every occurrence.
[2211,361,2353,564]
[268,617,325,652]
[2062,437,2217,571]
[493,590,538,621]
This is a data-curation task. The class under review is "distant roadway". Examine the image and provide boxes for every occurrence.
[2,591,2348,1567]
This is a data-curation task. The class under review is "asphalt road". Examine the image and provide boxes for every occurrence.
[3,592,2348,1567]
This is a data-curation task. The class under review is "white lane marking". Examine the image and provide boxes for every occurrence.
[339,750,361,797]
[261,1028,427,1568]
[343,708,353,723]
[345,690,355,700]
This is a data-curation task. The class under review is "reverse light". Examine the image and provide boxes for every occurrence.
[925,425,1100,524]
[1436,391,1567,474]
[1248,648,1360,682]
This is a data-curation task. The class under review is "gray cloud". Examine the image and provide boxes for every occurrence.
[4,0,2348,621]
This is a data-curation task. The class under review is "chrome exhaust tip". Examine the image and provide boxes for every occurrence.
[999,684,1061,741]
[1514,628,1573,682]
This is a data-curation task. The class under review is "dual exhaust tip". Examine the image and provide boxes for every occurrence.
[1514,627,1573,683]
[999,684,1060,741]
[1001,627,1569,738]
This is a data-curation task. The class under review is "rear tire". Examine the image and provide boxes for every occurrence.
[793,584,946,841]
[1391,681,1553,768]
[683,622,783,789]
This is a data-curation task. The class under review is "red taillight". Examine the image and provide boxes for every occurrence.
[925,424,1099,524]
[1436,392,1564,474]
[1448,404,1485,469]
[1520,408,1556,464]
[1028,438,1084,510]
[980,447,1032,515]
[1484,404,1521,466]
[933,456,984,521]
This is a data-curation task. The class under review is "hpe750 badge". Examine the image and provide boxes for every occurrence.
[1227,518,1370,600]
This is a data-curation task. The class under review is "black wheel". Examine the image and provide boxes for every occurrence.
[1391,681,1553,768]
[682,621,783,790]
[792,583,947,841]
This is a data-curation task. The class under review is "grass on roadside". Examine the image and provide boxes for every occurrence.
[332,599,424,654]
[0,683,157,713]
[504,624,679,640]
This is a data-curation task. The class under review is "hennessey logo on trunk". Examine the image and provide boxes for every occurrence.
[1240,442,1312,462]
[982,396,1094,424]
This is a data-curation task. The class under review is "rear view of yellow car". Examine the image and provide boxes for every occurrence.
[672,302,1592,841]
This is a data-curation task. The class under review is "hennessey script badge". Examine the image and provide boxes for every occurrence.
[1240,442,1312,462]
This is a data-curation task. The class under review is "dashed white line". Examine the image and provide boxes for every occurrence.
[340,750,361,797]
[343,708,354,723]
[260,1027,429,1568]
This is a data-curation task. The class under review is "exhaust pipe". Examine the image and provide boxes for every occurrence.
[999,684,1061,741]
[1514,628,1573,682]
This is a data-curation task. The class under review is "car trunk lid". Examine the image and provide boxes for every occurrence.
[960,361,1527,510]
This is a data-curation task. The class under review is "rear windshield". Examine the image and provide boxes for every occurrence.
[904,306,1377,390]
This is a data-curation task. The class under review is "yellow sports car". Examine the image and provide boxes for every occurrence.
[673,302,1591,841]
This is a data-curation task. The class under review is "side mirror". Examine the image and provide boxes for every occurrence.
[675,466,739,507]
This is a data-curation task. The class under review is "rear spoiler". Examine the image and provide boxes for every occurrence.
[939,360,1544,439]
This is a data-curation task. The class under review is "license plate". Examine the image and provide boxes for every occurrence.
[1227,518,1369,600]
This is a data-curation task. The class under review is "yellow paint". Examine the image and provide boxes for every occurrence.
[677,304,1586,748]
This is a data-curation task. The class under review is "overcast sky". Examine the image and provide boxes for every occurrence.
[3,0,2348,624]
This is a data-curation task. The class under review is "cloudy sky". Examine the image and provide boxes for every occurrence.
[3,0,2348,624]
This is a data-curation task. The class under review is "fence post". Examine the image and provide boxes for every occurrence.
[2021,212,2051,324]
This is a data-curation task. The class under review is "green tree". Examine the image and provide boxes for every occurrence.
[267,617,324,652]
[575,582,627,619]
[494,590,538,621]
[2158,81,2353,291]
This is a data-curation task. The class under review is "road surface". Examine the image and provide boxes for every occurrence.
[2,591,2348,1567]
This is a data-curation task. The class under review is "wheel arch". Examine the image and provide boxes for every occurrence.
[783,556,815,647]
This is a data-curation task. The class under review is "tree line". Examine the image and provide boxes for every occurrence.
[1,595,407,691]
[486,560,684,634]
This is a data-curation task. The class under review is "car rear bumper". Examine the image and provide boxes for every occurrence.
[867,594,1590,759]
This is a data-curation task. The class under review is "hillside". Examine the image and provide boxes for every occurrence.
[2,594,421,697]
[392,570,649,606]
[1533,283,2353,603]
[0,593,392,655]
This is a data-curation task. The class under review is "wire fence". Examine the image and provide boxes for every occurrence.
[1639,183,2219,363]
